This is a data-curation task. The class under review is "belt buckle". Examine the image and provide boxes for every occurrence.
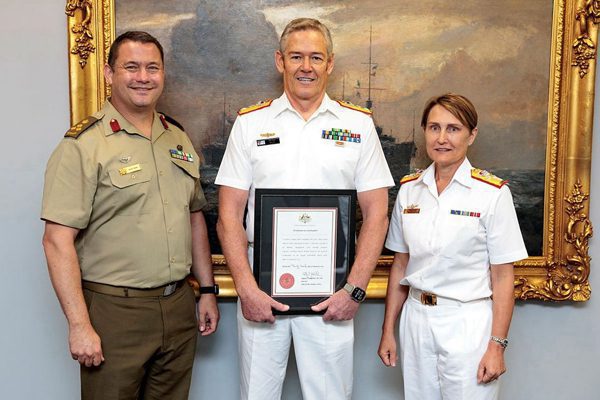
[163,282,177,296]
[420,292,437,306]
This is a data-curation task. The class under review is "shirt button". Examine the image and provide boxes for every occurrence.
[164,200,169,205]
[159,171,164,176]
[131,174,136,179]
[168,228,173,233]
[170,257,176,263]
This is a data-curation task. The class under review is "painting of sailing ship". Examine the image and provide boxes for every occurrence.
[116,0,550,256]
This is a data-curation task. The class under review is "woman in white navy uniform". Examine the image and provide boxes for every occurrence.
[378,93,528,400]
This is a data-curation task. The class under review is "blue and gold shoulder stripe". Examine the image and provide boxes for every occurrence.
[336,100,372,116]
[64,116,98,139]
[400,170,423,185]
[238,99,273,116]
[471,168,507,188]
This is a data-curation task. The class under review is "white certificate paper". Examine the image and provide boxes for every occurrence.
[272,208,337,296]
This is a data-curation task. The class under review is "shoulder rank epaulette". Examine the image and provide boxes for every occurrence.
[238,99,273,116]
[336,100,372,116]
[159,113,185,131]
[400,170,423,185]
[64,116,98,139]
[471,168,507,188]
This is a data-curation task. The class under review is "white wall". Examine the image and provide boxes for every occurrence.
[1,1,599,398]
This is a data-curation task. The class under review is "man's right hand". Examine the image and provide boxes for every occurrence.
[239,287,289,323]
[69,323,104,367]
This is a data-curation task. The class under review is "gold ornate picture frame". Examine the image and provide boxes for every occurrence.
[66,0,595,301]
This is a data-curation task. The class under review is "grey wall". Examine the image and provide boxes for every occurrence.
[1,0,599,398]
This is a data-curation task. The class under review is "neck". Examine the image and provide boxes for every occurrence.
[434,160,464,194]
[109,100,155,138]
[286,92,326,121]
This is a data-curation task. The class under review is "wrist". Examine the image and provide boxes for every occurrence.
[490,335,508,349]
[199,284,219,295]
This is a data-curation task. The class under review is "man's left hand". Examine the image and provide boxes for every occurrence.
[311,289,359,321]
[197,294,219,336]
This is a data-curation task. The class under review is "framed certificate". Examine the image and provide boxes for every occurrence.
[253,189,357,314]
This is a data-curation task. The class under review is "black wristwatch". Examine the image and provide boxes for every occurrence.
[343,282,366,303]
[199,284,219,295]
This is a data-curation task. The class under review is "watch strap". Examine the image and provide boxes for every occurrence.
[199,284,219,295]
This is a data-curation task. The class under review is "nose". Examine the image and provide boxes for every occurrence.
[437,129,448,143]
[135,68,150,82]
[301,56,312,71]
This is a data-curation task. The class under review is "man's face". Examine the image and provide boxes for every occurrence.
[275,29,334,107]
[104,40,164,114]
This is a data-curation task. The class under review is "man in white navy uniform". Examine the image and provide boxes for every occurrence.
[215,18,394,400]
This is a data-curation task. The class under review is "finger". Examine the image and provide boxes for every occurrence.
[391,352,397,367]
[92,354,102,367]
[477,364,485,383]
[198,314,207,332]
[311,298,330,312]
[379,351,391,366]
[271,300,290,312]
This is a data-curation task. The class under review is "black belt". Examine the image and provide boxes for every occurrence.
[82,280,186,298]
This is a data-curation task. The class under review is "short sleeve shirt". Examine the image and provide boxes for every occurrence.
[385,158,528,301]
[215,93,394,242]
[41,101,207,288]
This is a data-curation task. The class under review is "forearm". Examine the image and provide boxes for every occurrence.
[490,264,515,339]
[216,186,257,297]
[42,223,90,329]
[190,211,215,286]
[347,188,389,288]
[381,253,409,334]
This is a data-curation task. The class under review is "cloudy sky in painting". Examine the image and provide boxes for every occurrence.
[117,0,552,169]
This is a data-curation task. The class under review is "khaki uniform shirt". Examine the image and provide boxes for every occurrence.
[42,101,207,288]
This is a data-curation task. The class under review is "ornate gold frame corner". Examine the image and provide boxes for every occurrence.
[66,0,594,301]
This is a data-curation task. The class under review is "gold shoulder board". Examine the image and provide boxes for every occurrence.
[336,100,372,116]
[64,116,99,139]
[471,168,506,188]
[238,99,273,116]
[400,170,422,185]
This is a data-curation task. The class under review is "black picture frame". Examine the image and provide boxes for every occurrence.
[253,189,357,314]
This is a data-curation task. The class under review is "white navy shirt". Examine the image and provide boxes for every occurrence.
[385,158,528,301]
[216,93,394,243]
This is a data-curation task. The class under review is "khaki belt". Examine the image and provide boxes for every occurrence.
[82,280,186,298]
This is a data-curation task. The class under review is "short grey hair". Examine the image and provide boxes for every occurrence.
[279,18,333,57]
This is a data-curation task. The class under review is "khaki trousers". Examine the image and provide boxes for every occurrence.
[81,283,197,400]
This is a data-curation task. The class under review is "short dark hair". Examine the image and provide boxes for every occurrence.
[107,31,164,68]
[421,93,478,132]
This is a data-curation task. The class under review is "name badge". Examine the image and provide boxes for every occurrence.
[257,137,280,146]
[119,164,142,176]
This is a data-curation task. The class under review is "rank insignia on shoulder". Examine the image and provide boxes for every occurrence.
[64,116,98,139]
[403,204,420,214]
[336,100,372,116]
[159,113,185,131]
[471,168,507,188]
[400,170,423,185]
[238,99,273,115]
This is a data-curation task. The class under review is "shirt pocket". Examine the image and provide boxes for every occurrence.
[107,165,151,188]
[170,158,200,179]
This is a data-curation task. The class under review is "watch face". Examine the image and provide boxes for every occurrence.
[352,287,366,302]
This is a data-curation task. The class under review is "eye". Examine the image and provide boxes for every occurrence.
[311,55,324,64]
[124,65,139,73]
[147,65,161,73]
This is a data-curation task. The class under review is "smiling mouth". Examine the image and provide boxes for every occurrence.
[296,77,315,83]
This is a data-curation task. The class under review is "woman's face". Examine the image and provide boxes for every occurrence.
[424,105,477,170]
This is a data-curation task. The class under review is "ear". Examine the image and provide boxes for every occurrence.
[104,63,114,85]
[275,50,285,74]
[468,127,478,145]
[326,53,335,75]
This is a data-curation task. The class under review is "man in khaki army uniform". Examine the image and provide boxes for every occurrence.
[41,31,219,399]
